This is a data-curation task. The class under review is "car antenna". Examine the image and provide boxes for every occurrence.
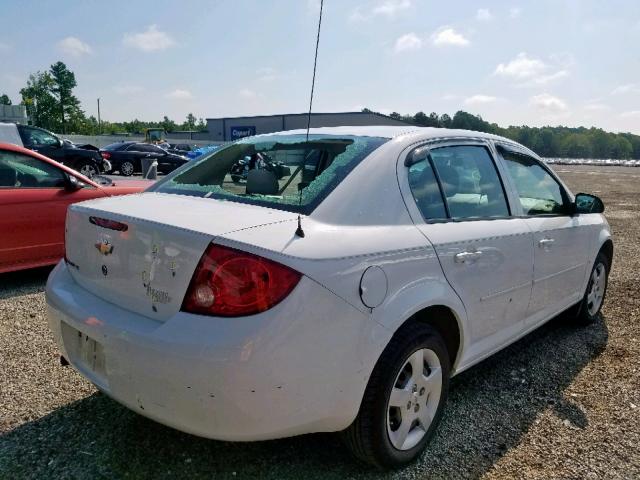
[296,0,324,239]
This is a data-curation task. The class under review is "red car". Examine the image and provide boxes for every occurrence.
[0,142,151,274]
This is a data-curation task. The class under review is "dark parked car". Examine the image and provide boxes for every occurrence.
[15,125,107,178]
[100,142,188,176]
[167,143,194,155]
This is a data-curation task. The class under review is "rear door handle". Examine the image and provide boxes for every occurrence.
[454,250,483,264]
[539,238,555,248]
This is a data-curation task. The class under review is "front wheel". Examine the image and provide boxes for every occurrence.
[343,323,450,468]
[78,162,98,178]
[574,252,610,325]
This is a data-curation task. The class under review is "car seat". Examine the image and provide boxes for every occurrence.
[246,169,279,195]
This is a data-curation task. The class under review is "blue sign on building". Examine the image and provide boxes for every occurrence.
[230,126,256,140]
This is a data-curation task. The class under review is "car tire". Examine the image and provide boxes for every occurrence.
[78,162,98,178]
[343,323,450,469]
[573,252,610,325]
[120,161,135,176]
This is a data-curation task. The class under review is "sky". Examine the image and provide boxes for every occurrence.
[1,0,639,134]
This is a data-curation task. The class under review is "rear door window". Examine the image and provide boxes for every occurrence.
[408,145,510,221]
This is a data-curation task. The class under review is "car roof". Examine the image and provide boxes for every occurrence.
[260,126,530,152]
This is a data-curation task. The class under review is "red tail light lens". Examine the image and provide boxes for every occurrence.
[89,216,128,232]
[182,244,301,317]
[101,152,111,160]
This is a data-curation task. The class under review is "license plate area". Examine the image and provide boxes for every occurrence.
[61,322,108,385]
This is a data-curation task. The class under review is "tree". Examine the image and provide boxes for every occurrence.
[161,116,177,132]
[182,113,197,130]
[389,112,401,119]
[49,61,84,134]
[439,114,452,128]
[197,118,207,131]
[413,111,428,126]
[560,134,593,158]
[0,94,11,105]
[20,71,57,130]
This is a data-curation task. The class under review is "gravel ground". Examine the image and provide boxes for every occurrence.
[1,164,638,479]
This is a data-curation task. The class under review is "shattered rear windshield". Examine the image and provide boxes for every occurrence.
[148,134,389,214]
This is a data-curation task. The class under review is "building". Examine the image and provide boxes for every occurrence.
[0,104,28,124]
[204,111,412,142]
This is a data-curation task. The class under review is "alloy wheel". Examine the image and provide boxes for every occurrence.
[386,348,442,451]
[587,262,606,316]
[121,162,134,176]
[80,164,97,178]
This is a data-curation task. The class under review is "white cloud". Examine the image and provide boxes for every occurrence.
[430,27,470,47]
[350,0,411,22]
[464,95,498,106]
[584,103,610,112]
[495,52,546,79]
[476,8,492,21]
[611,83,640,95]
[123,25,175,52]
[239,88,259,99]
[394,32,423,52]
[530,93,568,113]
[509,7,522,18]
[442,93,461,101]
[257,67,278,82]
[496,52,571,88]
[523,69,569,86]
[113,84,143,95]
[373,0,411,16]
[165,89,193,100]
[57,37,92,57]
[620,110,640,118]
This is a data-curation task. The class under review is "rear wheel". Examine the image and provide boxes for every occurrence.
[574,252,610,325]
[120,161,134,176]
[343,323,450,468]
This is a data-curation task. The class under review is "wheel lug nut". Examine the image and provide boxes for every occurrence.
[412,384,418,393]
[419,387,425,396]
[407,401,411,410]
[414,404,420,412]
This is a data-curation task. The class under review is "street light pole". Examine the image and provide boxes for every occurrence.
[97,97,101,135]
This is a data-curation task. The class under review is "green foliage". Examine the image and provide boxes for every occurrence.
[0,94,11,105]
[367,108,640,159]
[49,61,84,133]
[17,62,209,136]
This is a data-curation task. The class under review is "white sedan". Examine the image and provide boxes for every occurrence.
[46,126,612,468]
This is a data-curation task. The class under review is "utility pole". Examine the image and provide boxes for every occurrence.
[97,97,101,135]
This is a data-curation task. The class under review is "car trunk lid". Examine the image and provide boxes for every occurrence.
[64,192,297,321]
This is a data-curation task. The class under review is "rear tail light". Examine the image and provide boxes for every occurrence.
[89,216,128,231]
[101,152,111,160]
[182,244,301,317]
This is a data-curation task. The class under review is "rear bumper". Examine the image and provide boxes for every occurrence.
[46,261,384,441]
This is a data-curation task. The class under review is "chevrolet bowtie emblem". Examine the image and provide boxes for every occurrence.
[95,241,113,255]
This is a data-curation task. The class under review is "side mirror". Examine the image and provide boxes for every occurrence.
[57,138,64,148]
[574,193,604,214]
[64,174,84,191]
